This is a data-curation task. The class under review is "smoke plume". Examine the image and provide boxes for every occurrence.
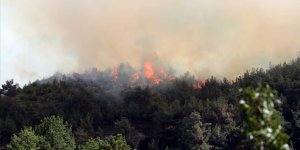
[1,0,300,85]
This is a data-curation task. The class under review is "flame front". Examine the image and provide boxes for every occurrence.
[111,52,176,86]
[143,60,161,84]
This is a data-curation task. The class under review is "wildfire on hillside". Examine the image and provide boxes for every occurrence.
[110,52,204,89]
[143,52,164,85]
[193,80,206,89]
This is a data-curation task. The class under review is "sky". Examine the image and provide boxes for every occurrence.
[1,0,300,86]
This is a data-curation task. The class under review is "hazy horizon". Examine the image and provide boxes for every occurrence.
[1,0,300,86]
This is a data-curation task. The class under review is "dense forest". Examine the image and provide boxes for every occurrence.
[1,58,300,149]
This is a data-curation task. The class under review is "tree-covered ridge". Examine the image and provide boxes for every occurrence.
[1,58,300,149]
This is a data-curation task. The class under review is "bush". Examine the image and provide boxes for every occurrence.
[7,116,75,150]
[7,127,45,150]
[35,116,75,150]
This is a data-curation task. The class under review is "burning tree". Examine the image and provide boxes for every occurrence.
[110,52,176,87]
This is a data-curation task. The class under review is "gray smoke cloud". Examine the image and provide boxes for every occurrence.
[1,0,300,85]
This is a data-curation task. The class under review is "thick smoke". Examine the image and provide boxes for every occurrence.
[1,0,300,85]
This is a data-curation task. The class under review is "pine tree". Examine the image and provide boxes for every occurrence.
[180,112,212,150]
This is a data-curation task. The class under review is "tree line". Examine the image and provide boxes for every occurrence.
[1,58,300,149]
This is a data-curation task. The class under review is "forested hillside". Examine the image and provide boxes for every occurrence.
[1,58,300,149]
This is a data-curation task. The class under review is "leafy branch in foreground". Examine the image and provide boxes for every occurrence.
[239,85,289,150]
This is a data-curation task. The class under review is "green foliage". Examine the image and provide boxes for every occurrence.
[3,58,300,149]
[292,101,300,129]
[78,137,111,150]
[75,127,90,145]
[114,118,134,135]
[180,112,212,150]
[0,79,20,97]
[108,134,131,150]
[114,118,141,148]
[7,116,75,150]
[75,116,96,144]
[240,85,290,150]
[7,127,46,150]
[35,116,75,150]
[78,134,131,150]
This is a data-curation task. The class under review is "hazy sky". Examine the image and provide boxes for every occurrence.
[1,0,300,85]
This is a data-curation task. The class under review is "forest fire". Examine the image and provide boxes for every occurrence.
[142,52,175,85]
[111,52,175,86]
[195,80,206,89]
[143,52,175,85]
[143,52,161,84]
[143,60,161,84]
[108,52,206,89]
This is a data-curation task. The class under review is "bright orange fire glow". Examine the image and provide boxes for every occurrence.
[143,60,161,84]
[143,52,166,85]
[111,52,176,86]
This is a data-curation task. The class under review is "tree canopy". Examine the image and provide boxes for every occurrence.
[2,58,300,149]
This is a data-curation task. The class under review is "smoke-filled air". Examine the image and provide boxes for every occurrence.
[2,0,300,85]
[2,1,300,150]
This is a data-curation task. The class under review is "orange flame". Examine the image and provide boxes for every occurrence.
[142,52,176,85]
[143,60,161,84]
[111,52,175,86]
[192,80,205,89]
